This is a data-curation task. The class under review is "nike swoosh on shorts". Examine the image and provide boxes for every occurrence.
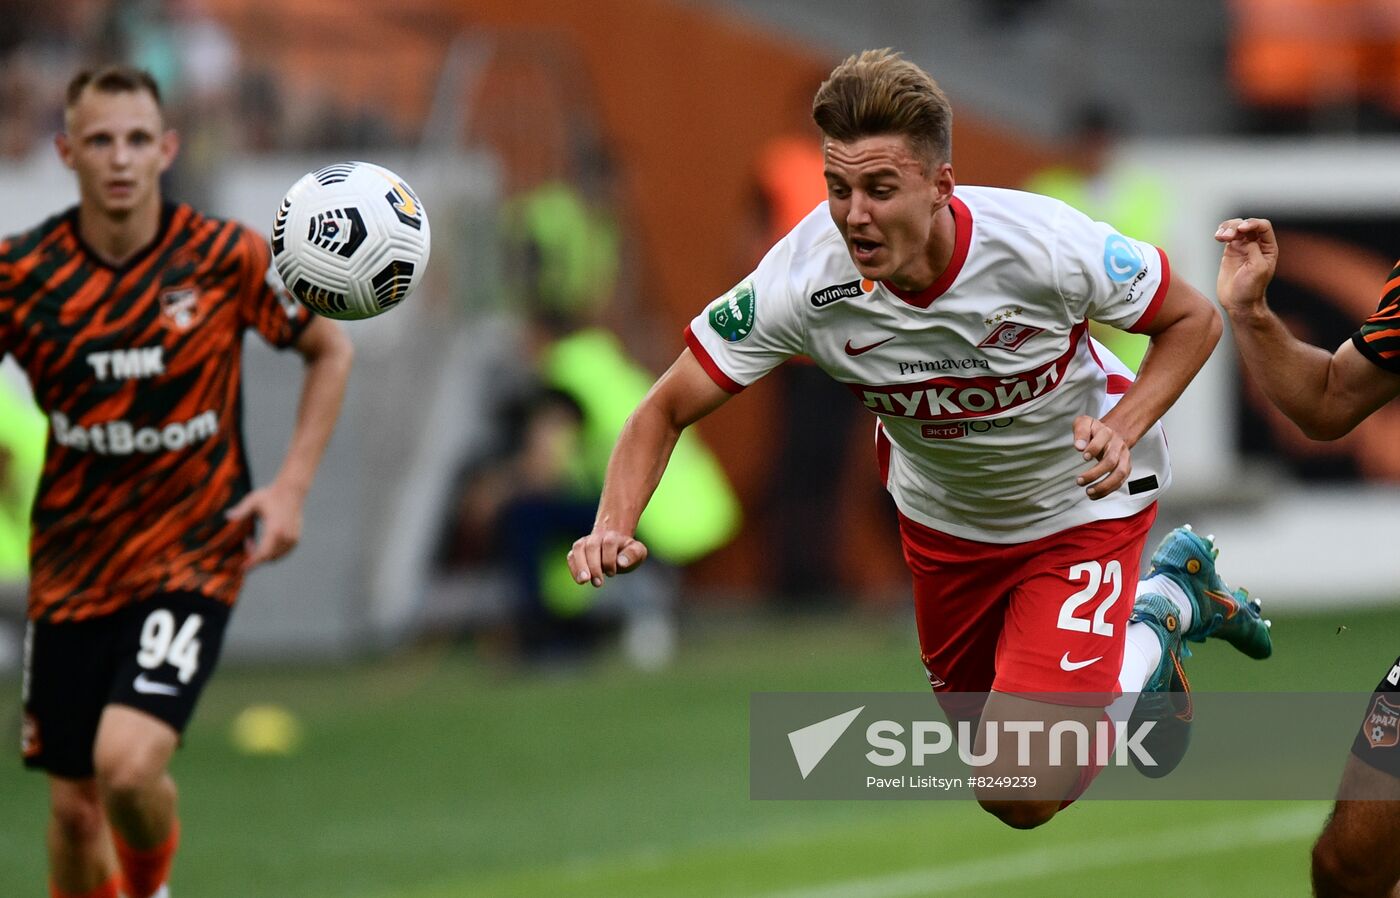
[132,673,181,696]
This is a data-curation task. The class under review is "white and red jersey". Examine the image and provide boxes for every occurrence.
[685,185,1172,544]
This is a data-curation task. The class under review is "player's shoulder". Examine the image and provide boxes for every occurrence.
[169,202,257,244]
[0,207,78,266]
[957,185,1076,236]
[167,203,270,273]
[767,201,852,281]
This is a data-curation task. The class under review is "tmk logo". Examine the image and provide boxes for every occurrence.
[87,347,164,381]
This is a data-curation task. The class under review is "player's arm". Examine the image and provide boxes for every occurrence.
[568,348,732,587]
[228,314,354,567]
[1216,216,1400,439]
[1076,277,1222,498]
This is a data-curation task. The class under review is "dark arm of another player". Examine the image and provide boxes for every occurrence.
[228,315,354,567]
[1216,217,1400,440]
[1075,276,1223,498]
[567,348,732,587]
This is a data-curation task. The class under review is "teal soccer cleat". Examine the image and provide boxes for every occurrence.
[1147,525,1272,659]
[1127,526,1272,777]
[1127,590,1194,777]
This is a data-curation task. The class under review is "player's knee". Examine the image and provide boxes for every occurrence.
[94,744,167,802]
[1311,828,1389,898]
[49,789,106,846]
[977,798,1058,830]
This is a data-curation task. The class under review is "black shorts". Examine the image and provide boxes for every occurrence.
[22,591,231,779]
[1350,654,1400,778]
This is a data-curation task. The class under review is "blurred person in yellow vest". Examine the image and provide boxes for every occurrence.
[1025,104,1171,372]
[0,368,45,585]
[465,141,740,644]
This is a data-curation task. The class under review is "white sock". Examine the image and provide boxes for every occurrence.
[1137,573,1193,633]
[1117,620,1164,695]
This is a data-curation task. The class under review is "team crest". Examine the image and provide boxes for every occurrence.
[1363,694,1400,750]
[160,286,201,330]
[708,281,756,343]
[978,320,1044,352]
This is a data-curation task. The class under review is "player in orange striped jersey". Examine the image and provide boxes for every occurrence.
[1216,217,1400,898]
[1,67,354,898]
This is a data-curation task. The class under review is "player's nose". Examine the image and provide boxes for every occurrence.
[846,194,874,225]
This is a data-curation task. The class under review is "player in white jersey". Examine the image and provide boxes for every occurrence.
[568,49,1271,828]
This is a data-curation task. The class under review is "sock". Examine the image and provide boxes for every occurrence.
[50,876,120,898]
[1117,621,1164,695]
[113,820,179,898]
[1137,574,1193,633]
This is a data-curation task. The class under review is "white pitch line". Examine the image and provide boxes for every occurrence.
[755,806,1326,898]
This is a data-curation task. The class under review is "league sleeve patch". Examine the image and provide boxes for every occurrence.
[1103,234,1146,284]
[707,280,757,343]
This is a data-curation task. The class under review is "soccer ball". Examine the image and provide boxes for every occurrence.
[271,161,431,320]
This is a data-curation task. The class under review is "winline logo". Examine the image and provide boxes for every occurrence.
[786,706,1158,780]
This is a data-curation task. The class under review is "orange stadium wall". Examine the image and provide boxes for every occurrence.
[206,0,1056,600]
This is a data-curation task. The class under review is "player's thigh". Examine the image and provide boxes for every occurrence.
[972,690,1104,804]
[99,591,232,778]
[994,506,1157,696]
[22,617,119,779]
[899,512,1024,695]
[92,706,180,791]
[1315,755,1400,893]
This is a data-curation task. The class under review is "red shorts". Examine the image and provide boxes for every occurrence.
[900,504,1157,699]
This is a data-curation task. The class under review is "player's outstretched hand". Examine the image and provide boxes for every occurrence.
[569,529,649,588]
[1072,415,1131,500]
[1215,217,1278,315]
[226,483,304,570]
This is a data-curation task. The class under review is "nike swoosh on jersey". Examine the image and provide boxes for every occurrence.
[1059,652,1103,672]
[132,673,181,696]
[844,336,895,356]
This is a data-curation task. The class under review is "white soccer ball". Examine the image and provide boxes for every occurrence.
[271,161,431,320]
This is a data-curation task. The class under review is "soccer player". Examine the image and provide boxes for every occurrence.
[2,67,353,898]
[1215,216,1400,898]
[568,49,1271,828]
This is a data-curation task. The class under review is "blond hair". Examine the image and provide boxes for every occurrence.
[811,49,952,167]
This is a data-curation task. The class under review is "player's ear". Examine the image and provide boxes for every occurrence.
[159,128,179,172]
[54,131,74,170]
[931,162,955,204]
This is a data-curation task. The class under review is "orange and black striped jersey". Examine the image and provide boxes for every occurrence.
[0,203,311,622]
[1352,261,1400,373]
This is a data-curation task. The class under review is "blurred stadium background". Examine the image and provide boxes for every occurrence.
[2,1,1400,895]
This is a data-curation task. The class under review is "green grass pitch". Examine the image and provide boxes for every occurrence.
[1,601,1395,897]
